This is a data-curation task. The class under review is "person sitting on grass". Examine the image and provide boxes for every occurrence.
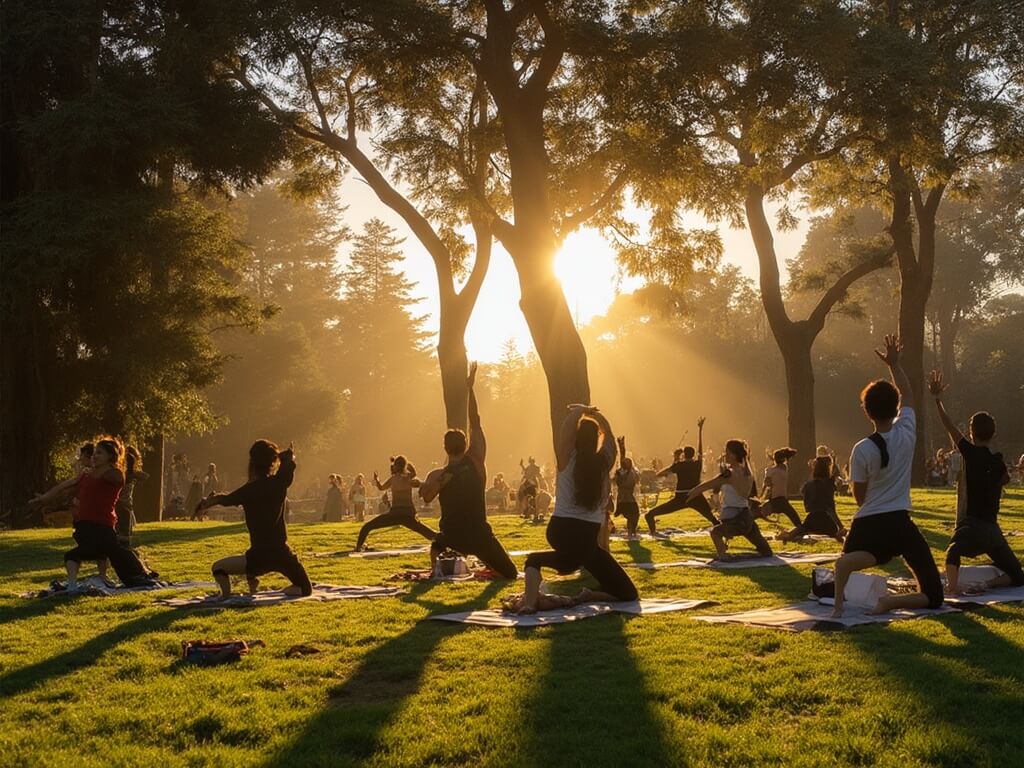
[928,370,1024,594]
[645,417,718,534]
[686,439,773,559]
[613,435,642,539]
[420,363,518,579]
[778,456,846,543]
[831,335,944,618]
[354,456,436,552]
[195,440,312,599]
[504,404,638,614]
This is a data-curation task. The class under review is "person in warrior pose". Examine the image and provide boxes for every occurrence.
[645,418,718,534]
[354,456,436,551]
[420,363,518,578]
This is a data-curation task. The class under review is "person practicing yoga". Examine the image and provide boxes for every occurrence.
[354,456,436,551]
[686,439,773,559]
[928,370,1024,594]
[505,404,638,614]
[31,437,128,590]
[420,363,517,579]
[646,417,718,534]
[613,436,642,538]
[778,456,846,543]
[196,440,312,598]
[832,335,944,617]
[760,448,802,527]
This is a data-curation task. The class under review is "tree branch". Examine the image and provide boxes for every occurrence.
[559,168,629,235]
[524,0,564,98]
[807,245,894,332]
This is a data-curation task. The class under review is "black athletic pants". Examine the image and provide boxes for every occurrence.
[356,506,437,550]
[615,500,641,536]
[525,516,638,601]
[760,496,802,527]
[946,520,1024,586]
[432,526,518,579]
[645,492,718,529]
[712,508,773,556]
[241,546,313,596]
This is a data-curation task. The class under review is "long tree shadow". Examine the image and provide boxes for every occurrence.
[518,613,675,767]
[843,609,1024,761]
[260,580,506,767]
[0,605,191,698]
[135,522,248,548]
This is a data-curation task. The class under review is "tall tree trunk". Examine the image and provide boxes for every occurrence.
[779,329,818,482]
[898,276,930,479]
[437,304,471,431]
[133,435,165,523]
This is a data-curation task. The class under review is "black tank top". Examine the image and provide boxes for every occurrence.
[438,458,487,532]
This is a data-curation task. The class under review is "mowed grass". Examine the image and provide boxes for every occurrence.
[1,488,1022,768]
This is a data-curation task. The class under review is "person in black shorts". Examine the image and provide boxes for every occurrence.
[420,363,517,579]
[928,370,1024,593]
[196,440,312,598]
[645,417,718,534]
[779,456,846,543]
[613,436,641,538]
[832,335,943,617]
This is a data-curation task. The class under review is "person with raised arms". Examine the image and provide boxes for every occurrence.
[354,455,436,551]
[928,370,1024,594]
[195,440,312,599]
[420,363,518,578]
[505,404,638,614]
[613,435,642,539]
[645,417,718,535]
[831,335,943,617]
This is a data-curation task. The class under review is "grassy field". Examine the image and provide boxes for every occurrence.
[1,487,1022,768]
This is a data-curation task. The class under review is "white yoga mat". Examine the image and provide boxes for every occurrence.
[609,527,710,541]
[21,576,217,599]
[156,584,401,607]
[694,600,960,630]
[428,597,717,627]
[944,585,1024,606]
[312,546,430,559]
[626,552,841,571]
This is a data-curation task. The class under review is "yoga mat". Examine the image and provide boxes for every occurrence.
[313,546,430,559]
[765,533,839,543]
[21,576,217,599]
[626,552,841,571]
[944,585,1024,606]
[694,601,960,631]
[609,527,710,541]
[156,584,401,607]
[387,569,523,583]
[428,598,716,627]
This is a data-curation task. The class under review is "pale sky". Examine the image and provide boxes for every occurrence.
[335,174,811,362]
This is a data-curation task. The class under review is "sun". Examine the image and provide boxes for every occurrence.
[554,228,630,327]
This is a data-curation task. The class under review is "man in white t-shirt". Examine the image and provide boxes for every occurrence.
[831,335,944,617]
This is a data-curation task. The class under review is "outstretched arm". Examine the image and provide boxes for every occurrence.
[687,475,723,500]
[466,362,486,466]
[876,334,914,411]
[697,417,705,462]
[28,474,82,507]
[928,370,964,447]
[419,468,445,503]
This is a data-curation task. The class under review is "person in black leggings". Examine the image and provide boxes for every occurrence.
[505,404,638,614]
[645,417,718,533]
[420,363,517,578]
[196,440,312,598]
[354,456,436,551]
[613,436,641,538]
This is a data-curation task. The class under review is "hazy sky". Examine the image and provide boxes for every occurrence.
[335,174,811,362]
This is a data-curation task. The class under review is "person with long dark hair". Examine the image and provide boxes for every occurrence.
[778,456,846,543]
[686,439,773,559]
[420,363,517,578]
[31,437,128,590]
[760,447,801,527]
[354,456,436,551]
[832,335,943,617]
[195,440,312,598]
[645,417,719,534]
[506,405,638,613]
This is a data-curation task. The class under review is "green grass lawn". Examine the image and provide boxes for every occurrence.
[2,488,1022,768]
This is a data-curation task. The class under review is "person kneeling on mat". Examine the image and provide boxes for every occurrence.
[196,440,312,599]
[928,371,1024,594]
[420,363,517,579]
[686,440,772,559]
[832,335,943,617]
[506,404,638,614]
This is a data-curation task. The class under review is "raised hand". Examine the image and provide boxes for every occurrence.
[928,370,948,397]
[467,361,478,389]
[697,416,706,429]
[874,334,902,367]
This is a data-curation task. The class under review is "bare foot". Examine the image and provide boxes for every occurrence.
[867,596,893,615]
[247,577,260,595]
[830,606,843,618]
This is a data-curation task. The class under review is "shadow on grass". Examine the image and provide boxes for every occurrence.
[135,522,248,548]
[260,581,505,767]
[0,606,190,698]
[518,613,673,767]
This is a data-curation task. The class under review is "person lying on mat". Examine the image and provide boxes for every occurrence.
[686,439,773,559]
[420,362,518,579]
[831,335,943,617]
[504,404,638,614]
[196,440,312,599]
[928,370,1024,594]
